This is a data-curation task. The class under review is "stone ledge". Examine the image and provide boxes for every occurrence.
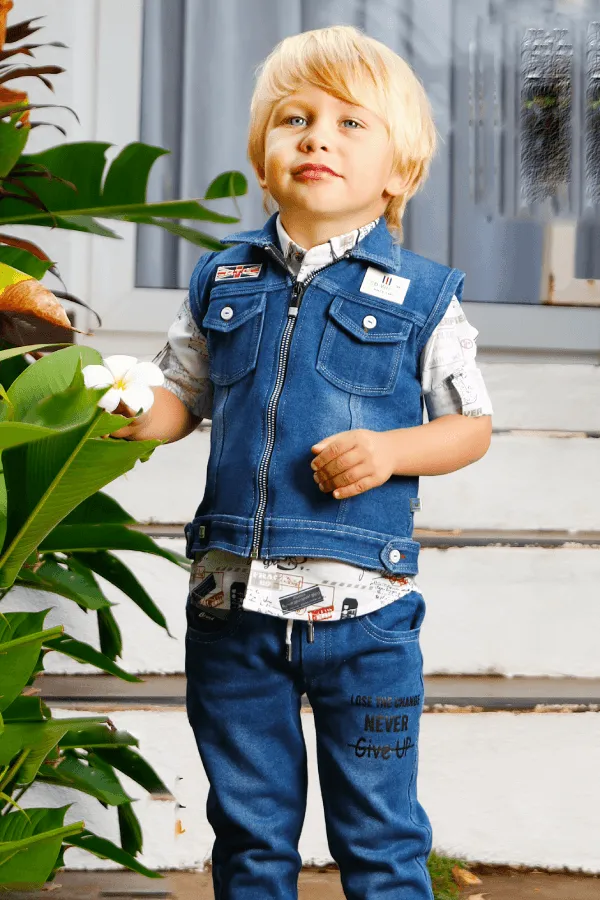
[33,674,600,712]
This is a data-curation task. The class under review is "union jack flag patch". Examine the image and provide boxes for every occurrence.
[215,263,263,282]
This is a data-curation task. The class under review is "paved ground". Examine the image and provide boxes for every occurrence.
[14,866,600,899]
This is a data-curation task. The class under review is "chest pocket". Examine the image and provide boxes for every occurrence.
[201,288,267,385]
[316,295,413,396]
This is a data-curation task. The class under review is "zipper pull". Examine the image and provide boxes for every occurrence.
[289,280,304,314]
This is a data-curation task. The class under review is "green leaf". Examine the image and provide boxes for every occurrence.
[6,345,103,421]
[97,605,123,660]
[205,171,248,199]
[0,610,62,713]
[0,417,159,588]
[0,143,243,235]
[21,360,108,430]
[118,802,143,857]
[40,524,187,567]
[101,143,169,205]
[61,492,136,527]
[0,806,84,887]
[2,695,45,723]
[0,343,72,363]
[0,113,30,179]
[0,247,53,280]
[128,216,229,251]
[59,724,137,751]
[43,633,143,682]
[0,718,105,783]
[93,746,173,798]
[0,420,55,450]
[37,753,132,805]
[0,338,30,392]
[16,557,113,611]
[66,828,162,879]
[72,550,169,632]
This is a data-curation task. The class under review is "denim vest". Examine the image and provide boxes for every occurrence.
[184,212,466,576]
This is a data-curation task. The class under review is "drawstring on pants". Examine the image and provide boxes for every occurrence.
[285,618,315,661]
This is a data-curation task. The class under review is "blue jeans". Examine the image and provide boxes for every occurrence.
[185,589,433,899]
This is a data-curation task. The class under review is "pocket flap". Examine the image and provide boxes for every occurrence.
[328,295,413,342]
[202,290,266,332]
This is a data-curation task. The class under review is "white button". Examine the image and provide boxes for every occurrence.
[389,549,401,563]
[220,306,233,320]
[363,315,377,329]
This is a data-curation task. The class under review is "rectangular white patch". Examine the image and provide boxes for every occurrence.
[359,266,410,304]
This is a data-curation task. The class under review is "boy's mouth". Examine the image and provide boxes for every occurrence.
[292,163,340,178]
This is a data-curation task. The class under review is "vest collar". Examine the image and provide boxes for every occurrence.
[220,211,399,273]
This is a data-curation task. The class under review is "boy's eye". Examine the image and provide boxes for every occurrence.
[283,115,362,129]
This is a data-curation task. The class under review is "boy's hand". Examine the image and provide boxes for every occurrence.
[310,429,394,500]
[103,399,146,439]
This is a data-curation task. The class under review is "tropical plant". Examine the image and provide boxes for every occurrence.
[0,2,247,888]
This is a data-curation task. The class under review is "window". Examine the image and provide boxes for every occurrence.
[89,0,600,355]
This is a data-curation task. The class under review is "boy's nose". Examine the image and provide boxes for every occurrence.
[299,135,329,152]
[299,124,335,153]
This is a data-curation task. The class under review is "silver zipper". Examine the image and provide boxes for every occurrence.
[249,244,352,559]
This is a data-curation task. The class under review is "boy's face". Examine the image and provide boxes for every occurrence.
[255,84,406,238]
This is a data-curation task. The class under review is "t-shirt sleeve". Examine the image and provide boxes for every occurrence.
[153,292,214,421]
[419,295,493,420]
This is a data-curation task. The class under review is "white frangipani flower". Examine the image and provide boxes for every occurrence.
[82,355,164,414]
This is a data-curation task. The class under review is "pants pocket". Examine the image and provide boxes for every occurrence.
[358,590,425,642]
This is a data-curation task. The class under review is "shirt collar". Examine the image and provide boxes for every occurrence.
[220,211,400,273]
[275,214,380,276]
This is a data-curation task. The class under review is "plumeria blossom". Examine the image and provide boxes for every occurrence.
[82,355,164,414]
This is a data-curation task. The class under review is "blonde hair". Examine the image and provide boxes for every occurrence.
[247,25,438,243]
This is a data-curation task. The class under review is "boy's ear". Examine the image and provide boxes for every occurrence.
[254,162,267,190]
[383,169,409,200]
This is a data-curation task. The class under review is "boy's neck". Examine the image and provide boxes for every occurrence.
[278,209,384,251]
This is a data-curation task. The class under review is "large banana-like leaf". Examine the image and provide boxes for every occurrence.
[118,802,143,858]
[40,524,188,567]
[62,491,136,526]
[0,716,108,784]
[66,829,162,879]
[16,558,114,611]
[3,343,102,420]
[0,361,160,588]
[97,605,122,660]
[0,806,84,888]
[0,609,63,713]
[37,754,133,806]
[0,342,71,363]
[58,724,137,750]
[93,746,173,799]
[71,550,170,632]
[2,695,45,723]
[43,633,143,683]
[0,143,247,249]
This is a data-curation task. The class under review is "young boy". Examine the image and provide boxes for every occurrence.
[115,25,493,900]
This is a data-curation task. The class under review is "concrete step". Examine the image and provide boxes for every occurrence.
[30,675,600,873]
[9,538,600,678]
[36,673,600,711]
[11,865,600,900]
[101,427,600,532]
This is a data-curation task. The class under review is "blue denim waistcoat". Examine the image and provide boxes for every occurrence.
[183,212,466,576]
